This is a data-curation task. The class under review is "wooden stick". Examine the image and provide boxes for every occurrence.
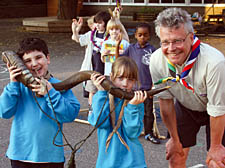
[74,108,90,124]
[79,108,89,113]
[74,119,90,125]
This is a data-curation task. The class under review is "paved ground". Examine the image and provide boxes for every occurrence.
[0,18,225,168]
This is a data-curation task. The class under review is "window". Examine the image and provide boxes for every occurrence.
[112,0,145,3]
[205,0,225,3]
[149,0,159,2]
[162,0,172,3]
[204,0,215,3]
[190,0,202,3]
[134,0,145,3]
[123,0,133,2]
[174,0,185,3]
[84,0,224,4]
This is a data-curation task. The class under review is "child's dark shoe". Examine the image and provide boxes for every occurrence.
[145,133,160,144]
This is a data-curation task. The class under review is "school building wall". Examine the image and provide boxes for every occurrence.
[0,0,224,20]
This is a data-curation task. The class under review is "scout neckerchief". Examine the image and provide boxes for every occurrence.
[154,35,200,92]
[105,94,129,152]
[91,28,109,51]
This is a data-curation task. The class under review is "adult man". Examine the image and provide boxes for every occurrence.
[150,8,225,168]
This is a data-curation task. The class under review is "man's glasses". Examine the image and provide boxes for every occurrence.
[160,32,191,48]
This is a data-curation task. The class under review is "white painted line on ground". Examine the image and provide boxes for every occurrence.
[0,65,8,73]
[0,78,10,81]
[0,71,8,73]
[188,164,205,168]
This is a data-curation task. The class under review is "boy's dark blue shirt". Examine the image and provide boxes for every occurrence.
[122,42,156,90]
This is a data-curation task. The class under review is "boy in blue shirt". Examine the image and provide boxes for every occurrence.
[122,23,160,144]
[0,37,80,168]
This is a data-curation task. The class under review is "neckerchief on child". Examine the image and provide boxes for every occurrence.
[105,94,129,152]
[154,35,200,92]
[91,28,109,50]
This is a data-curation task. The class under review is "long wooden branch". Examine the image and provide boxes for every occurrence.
[2,50,170,99]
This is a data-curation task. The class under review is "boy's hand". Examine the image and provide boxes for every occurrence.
[129,91,147,105]
[115,33,122,59]
[116,33,122,46]
[113,7,122,18]
[72,17,83,34]
[101,50,111,62]
[7,63,22,82]
[90,73,105,91]
[29,78,52,96]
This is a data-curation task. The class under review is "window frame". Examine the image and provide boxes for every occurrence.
[83,0,225,6]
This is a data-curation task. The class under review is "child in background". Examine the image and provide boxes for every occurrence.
[100,17,129,76]
[71,11,111,105]
[0,38,80,168]
[83,15,96,98]
[121,23,160,144]
[87,15,95,31]
[88,56,147,168]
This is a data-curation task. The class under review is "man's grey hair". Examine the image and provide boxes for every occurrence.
[155,8,194,37]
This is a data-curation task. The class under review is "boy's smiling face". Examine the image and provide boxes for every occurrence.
[22,50,50,78]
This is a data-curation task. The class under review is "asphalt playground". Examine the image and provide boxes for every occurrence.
[0,18,209,168]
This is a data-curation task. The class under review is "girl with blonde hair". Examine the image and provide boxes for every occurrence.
[101,13,130,76]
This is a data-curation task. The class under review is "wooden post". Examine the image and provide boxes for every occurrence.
[57,0,83,20]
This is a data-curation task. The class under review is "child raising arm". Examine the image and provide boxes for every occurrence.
[71,11,111,105]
